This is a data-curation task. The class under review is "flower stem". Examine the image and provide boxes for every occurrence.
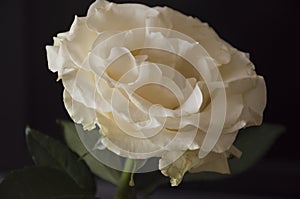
[114,158,135,199]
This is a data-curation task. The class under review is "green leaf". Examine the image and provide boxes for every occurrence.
[58,120,121,185]
[135,123,285,196]
[229,123,285,174]
[0,167,96,199]
[25,127,95,193]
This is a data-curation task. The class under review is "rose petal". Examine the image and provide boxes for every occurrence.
[87,0,167,32]
[159,150,229,186]
[61,66,113,113]
[58,16,98,67]
[219,49,256,83]
[242,76,267,126]
[105,47,138,83]
[46,45,65,73]
[63,89,97,130]
[180,82,203,114]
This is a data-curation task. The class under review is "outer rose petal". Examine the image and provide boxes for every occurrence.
[241,76,267,126]
[46,45,65,73]
[60,65,113,113]
[219,49,256,83]
[46,38,71,76]
[99,111,199,159]
[63,89,97,130]
[159,150,229,186]
[58,16,98,67]
[87,0,170,32]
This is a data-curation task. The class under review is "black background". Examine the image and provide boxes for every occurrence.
[1,0,299,197]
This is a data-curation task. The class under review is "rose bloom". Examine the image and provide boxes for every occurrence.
[46,0,266,186]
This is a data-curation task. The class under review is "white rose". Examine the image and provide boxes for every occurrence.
[46,0,266,186]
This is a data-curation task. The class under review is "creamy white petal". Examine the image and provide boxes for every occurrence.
[219,49,256,83]
[242,76,267,126]
[105,47,138,82]
[180,83,203,114]
[61,66,112,113]
[98,112,170,158]
[198,82,227,157]
[63,89,97,130]
[159,150,229,186]
[87,0,164,32]
[98,112,197,159]
[91,30,122,50]
[46,37,73,77]
[58,16,98,67]
[61,67,96,107]
[46,45,63,73]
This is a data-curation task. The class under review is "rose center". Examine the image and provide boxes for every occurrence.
[135,84,179,109]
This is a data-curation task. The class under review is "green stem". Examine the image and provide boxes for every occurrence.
[114,159,135,199]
